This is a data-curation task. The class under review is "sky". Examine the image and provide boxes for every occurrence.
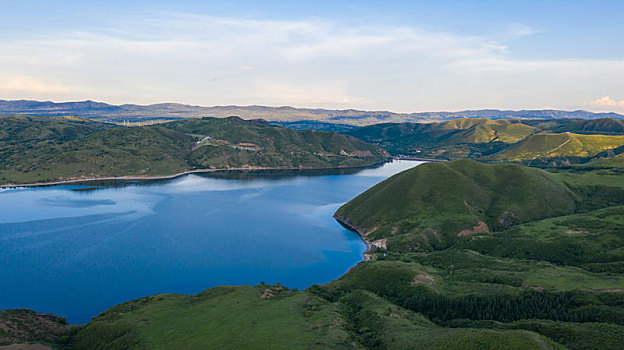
[1,0,623,113]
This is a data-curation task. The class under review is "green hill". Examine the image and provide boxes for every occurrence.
[328,159,624,349]
[343,118,624,162]
[551,118,624,135]
[0,116,388,185]
[346,118,537,158]
[334,160,596,251]
[62,284,566,350]
[489,133,624,164]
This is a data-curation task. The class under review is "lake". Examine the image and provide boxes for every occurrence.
[0,160,422,323]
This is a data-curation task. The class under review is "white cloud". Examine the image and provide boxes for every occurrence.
[589,96,624,109]
[0,13,623,113]
[0,76,71,94]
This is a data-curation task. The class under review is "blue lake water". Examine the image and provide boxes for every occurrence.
[0,160,421,323]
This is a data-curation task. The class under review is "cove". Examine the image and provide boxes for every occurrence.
[0,160,422,323]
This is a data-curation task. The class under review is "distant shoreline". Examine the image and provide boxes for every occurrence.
[395,157,446,162]
[0,161,394,189]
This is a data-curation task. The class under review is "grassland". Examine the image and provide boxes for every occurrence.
[0,115,389,185]
[327,159,624,349]
[345,118,537,158]
[489,133,624,163]
[344,118,624,164]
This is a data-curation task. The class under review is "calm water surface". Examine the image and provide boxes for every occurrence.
[0,160,422,323]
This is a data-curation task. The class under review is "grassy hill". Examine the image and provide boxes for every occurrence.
[488,133,624,164]
[345,118,537,158]
[69,286,360,350]
[329,159,624,349]
[63,285,566,350]
[334,160,595,251]
[343,118,624,163]
[0,115,388,185]
[550,118,624,135]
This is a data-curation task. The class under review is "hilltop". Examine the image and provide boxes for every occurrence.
[0,115,388,185]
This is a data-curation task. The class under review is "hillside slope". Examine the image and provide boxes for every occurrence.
[489,133,624,164]
[346,118,537,158]
[343,118,624,162]
[334,160,589,251]
[328,160,624,349]
[0,116,388,185]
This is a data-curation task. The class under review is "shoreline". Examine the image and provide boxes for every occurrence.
[0,161,390,189]
[396,157,446,162]
[2,158,416,326]
[333,215,374,258]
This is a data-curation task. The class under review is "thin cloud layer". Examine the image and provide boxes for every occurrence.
[0,12,623,112]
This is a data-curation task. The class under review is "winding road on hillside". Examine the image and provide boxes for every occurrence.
[528,132,572,166]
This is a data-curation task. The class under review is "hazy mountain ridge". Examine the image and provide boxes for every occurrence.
[1,99,622,125]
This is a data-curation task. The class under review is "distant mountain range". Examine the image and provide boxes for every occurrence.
[1,99,623,125]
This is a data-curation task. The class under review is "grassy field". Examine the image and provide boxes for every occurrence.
[69,286,360,350]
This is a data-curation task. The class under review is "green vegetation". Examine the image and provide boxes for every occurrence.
[69,286,359,350]
[3,114,623,348]
[36,159,619,349]
[346,118,537,158]
[344,118,624,164]
[489,133,624,164]
[0,309,69,347]
[334,160,613,251]
[327,159,624,349]
[0,115,388,185]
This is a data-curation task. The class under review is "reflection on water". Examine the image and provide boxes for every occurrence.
[0,160,422,323]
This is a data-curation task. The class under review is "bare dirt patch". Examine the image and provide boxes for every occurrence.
[371,238,388,250]
[259,286,288,299]
[524,285,545,291]
[595,288,624,293]
[411,274,435,285]
[565,229,589,235]
[457,221,489,238]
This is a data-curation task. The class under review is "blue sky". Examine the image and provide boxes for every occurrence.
[1,0,623,112]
